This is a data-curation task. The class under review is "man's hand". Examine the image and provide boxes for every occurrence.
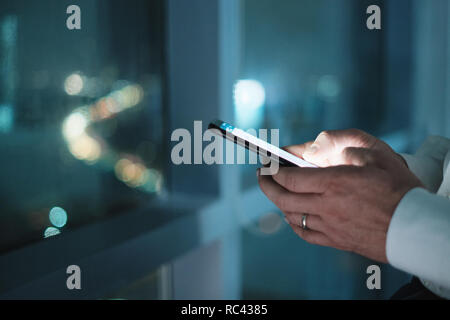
[258,129,423,263]
[284,128,407,168]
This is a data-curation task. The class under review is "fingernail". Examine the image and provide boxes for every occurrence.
[304,144,319,155]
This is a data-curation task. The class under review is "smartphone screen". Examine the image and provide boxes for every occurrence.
[208,120,317,168]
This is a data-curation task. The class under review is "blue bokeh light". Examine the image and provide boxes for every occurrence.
[233,80,266,129]
[44,227,61,238]
[49,207,68,228]
[233,80,266,111]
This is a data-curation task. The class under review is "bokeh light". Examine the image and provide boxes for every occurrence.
[61,81,161,193]
[0,104,13,133]
[44,227,61,238]
[115,158,146,187]
[49,207,68,228]
[234,79,266,129]
[64,73,84,96]
[142,168,163,193]
[114,158,162,192]
[258,212,283,235]
[63,111,88,140]
[234,80,266,111]
[317,75,341,101]
[68,133,102,162]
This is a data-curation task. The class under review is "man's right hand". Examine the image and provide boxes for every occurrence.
[284,129,408,168]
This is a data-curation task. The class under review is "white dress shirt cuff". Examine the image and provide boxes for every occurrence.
[386,187,450,288]
[400,153,443,192]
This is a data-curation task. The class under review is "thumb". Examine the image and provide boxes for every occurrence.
[302,129,390,167]
[282,142,313,158]
[342,147,383,167]
[302,132,340,167]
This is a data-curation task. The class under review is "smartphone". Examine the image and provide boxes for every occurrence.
[208,120,317,168]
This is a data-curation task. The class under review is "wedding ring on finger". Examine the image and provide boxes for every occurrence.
[301,214,309,231]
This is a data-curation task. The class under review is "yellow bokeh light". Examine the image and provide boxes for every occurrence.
[68,133,101,162]
[114,158,156,189]
[63,111,88,141]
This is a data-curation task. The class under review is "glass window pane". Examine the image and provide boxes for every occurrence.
[0,0,166,253]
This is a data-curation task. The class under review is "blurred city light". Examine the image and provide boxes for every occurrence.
[317,75,341,102]
[1,16,17,134]
[114,157,163,192]
[258,212,283,235]
[234,80,266,129]
[1,15,18,45]
[44,227,61,238]
[234,79,266,110]
[49,207,68,228]
[62,111,88,140]
[115,158,145,187]
[61,81,162,193]
[142,168,163,193]
[64,73,84,96]
[0,104,13,133]
[68,133,101,162]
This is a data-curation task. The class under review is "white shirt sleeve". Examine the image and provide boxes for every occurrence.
[386,188,450,288]
[400,136,450,192]
[386,136,450,292]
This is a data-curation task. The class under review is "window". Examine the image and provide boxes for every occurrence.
[0,0,166,253]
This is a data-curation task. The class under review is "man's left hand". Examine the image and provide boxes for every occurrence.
[257,146,423,263]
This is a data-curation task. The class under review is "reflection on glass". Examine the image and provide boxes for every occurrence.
[0,0,166,254]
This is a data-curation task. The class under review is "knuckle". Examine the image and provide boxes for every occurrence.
[347,128,364,137]
[323,170,343,192]
[332,211,350,225]
[284,173,297,191]
[315,193,329,214]
[353,129,377,149]
[317,130,332,142]
[275,194,290,211]
[342,147,356,161]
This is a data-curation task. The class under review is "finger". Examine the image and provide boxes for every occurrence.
[302,131,335,167]
[271,166,336,193]
[289,224,335,247]
[258,174,324,214]
[302,129,390,167]
[282,142,313,158]
[342,147,380,167]
[284,213,327,233]
[313,129,380,150]
[342,147,395,169]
